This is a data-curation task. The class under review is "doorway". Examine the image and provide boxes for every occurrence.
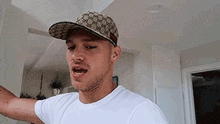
[182,62,220,124]
[191,70,220,124]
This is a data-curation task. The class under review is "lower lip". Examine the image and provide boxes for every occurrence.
[71,71,87,79]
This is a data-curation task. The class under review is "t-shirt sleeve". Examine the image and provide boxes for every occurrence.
[35,93,77,124]
[35,99,54,124]
[129,101,169,124]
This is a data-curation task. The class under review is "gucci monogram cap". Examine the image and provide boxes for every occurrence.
[49,11,119,46]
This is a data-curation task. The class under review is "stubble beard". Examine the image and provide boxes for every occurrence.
[72,64,112,92]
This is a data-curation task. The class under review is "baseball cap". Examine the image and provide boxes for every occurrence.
[48,11,119,46]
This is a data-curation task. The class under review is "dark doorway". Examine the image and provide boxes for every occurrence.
[192,70,220,124]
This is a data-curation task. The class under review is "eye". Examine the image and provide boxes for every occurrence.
[86,46,97,49]
[67,46,75,50]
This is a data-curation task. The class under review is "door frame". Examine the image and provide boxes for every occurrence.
[182,62,220,124]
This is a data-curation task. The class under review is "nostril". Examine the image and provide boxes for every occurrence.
[72,54,84,62]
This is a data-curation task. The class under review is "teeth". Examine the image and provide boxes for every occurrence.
[73,67,88,74]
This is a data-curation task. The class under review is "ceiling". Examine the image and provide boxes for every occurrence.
[11,0,220,73]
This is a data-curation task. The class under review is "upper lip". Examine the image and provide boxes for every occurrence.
[71,65,88,71]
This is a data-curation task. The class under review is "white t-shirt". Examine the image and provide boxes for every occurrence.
[35,85,168,124]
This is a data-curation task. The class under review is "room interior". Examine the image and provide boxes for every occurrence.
[0,0,220,124]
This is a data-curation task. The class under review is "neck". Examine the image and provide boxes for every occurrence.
[78,81,117,104]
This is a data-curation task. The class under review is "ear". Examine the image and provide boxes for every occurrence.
[111,46,121,63]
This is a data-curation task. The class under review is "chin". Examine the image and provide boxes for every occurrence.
[71,80,81,89]
[72,81,100,92]
[71,80,88,91]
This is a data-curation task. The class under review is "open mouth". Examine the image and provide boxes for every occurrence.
[72,67,88,74]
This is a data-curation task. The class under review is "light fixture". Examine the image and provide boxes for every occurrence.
[147,3,164,14]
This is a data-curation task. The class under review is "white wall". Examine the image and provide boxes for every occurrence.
[118,37,154,101]
[152,45,184,124]
[153,45,182,87]
[133,45,154,100]
[113,52,135,91]
[0,2,47,124]
[181,40,220,69]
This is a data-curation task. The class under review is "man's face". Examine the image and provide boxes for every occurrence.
[66,30,119,92]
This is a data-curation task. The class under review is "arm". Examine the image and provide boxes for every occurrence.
[0,86,43,124]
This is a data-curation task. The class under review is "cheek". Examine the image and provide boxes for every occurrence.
[93,54,111,69]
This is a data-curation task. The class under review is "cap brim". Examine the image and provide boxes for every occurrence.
[48,21,116,46]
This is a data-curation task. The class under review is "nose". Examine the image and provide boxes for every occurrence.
[72,47,85,63]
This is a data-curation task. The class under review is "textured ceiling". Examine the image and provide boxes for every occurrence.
[102,0,220,50]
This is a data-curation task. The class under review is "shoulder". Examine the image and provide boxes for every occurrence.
[50,92,79,102]
[116,86,149,104]
[116,86,168,123]
[35,92,79,123]
[113,86,154,112]
[35,92,78,109]
[129,101,168,124]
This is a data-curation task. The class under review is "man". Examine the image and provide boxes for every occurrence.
[0,11,168,124]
